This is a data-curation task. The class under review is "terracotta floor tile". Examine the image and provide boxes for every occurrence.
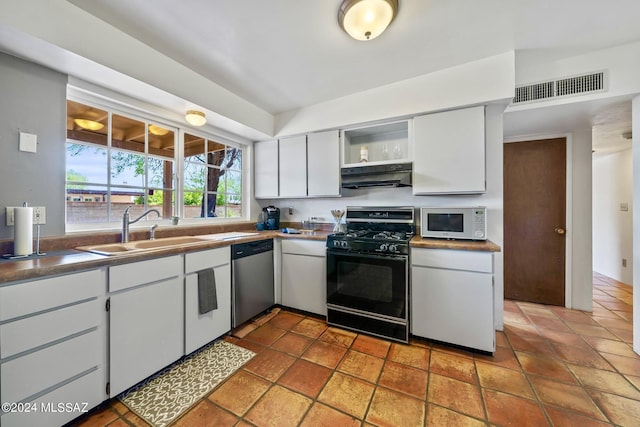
[268,311,304,330]
[291,317,328,338]
[244,323,286,346]
[302,340,347,369]
[299,402,360,427]
[365,386,426,427]
[483,389,548,427]
[74,407,119,427]
[596,300,632,312]
[625,374,640,390]
[515,351,577,384]
[588,389,640,426]
[425,404,487,427]
[613,310,633,321]
[105,419,129,427]
[538,328,590,348]
[504,310,532,325]
[319,326,357,347]
[378,360,428,399]
[109,400,129,416]
[495,330,510,348]
[278,359,332,398]
[337,349,385,383]
[234,339,267,355]
[504,322,543,339]
[208,370,271,416]
[351,333,391,358]
[529,315,574,332]
[475,345,521,370]
[567,363,640,400]
[518,304,558,319]
[591,307,622,319]
[529,376,607,421]
[172,400,237,427]
[600,352,640,376]
[427,373,485,419]
[387,342,430,370]
[566,322,619,340]
[609,327,633,343]
[271,331,313,356]
[475,361,535,399]
[552,308,599,325]
[318,372,375,419]
[429,349,478,384]
[544,406,613,427]
[122,411,152,427]
[506,332,556,356]
[244,348,296,381]
[245,385,312,427]
[594,316,633,331]
[551,343,615,370]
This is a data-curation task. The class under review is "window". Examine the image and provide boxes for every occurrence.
[65,99,244,228]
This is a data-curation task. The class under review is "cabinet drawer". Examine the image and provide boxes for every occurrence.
[1,330,101,404]
[1,299,101,359]
[1,368,105,427]
[109,255,181,292]
[282,239,325,257]
[185,247,230,274]
[0,269,105,322]
[411,249,493,273]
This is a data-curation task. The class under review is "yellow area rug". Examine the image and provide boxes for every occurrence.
[119,340,254,427]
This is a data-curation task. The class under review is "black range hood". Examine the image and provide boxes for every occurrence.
[341,162,412,189]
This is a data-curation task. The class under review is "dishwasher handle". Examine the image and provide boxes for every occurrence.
[232,239,273,259]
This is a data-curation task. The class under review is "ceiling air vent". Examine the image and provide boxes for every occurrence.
[514,71,606,104]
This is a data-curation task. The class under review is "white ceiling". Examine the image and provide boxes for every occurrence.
[65,1,640,152]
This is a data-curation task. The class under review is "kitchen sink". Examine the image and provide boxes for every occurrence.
[77,236,208,256]
[197,232,259,241]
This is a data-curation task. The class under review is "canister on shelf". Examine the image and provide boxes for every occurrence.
[360,145,369,162]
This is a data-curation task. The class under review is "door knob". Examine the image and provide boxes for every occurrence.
[554,227,566,235]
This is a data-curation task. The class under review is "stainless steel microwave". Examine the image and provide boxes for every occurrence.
[420,207,487,240]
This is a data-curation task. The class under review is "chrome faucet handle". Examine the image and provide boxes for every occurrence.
[150,224,158,240]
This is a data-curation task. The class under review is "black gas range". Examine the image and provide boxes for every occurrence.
[326,206,415,343]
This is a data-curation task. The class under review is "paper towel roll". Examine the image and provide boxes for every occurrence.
[14,207,33,256]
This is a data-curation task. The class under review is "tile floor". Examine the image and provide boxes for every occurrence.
[72,272,639,426]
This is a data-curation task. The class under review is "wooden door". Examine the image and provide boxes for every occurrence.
[504,138,566,305]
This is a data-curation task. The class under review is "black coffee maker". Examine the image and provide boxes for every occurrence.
[262,206,280,230]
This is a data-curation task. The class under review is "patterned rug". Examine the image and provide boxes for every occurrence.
[119,340,255,427]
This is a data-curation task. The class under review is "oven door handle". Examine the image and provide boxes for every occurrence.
[326,250,407,261]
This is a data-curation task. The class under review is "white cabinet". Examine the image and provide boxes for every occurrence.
[184,248,232,354]
[0,269,107,427]
[411,248,495,353]
[254,139,279,198]
[281,239,326,316]
[342,121,409,166]
[308,130,340,197]
[108,255,183,396]
[413,106,486,194]
[279,135,308,198]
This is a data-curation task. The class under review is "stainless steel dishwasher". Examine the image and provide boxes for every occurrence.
[231,239,275,327]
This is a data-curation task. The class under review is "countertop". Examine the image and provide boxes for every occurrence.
[0,230,499,284]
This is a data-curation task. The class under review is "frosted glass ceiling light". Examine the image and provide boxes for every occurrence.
[148,125,170,136]
[185,110,207,126]
[338,0,398,41]
[73,118,104,131]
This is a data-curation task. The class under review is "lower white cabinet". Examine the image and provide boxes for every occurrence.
[108,255,184,396]
[411,248,495,352]
[281,239,326,316]
[0,269,107,427]
[184,248,231,354]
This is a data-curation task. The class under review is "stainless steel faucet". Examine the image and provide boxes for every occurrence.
[150,224,158,240]
[122,206,161,243]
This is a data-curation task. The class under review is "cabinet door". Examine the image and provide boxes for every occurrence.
[254,139,279,198]
[413,106,485,194]
[185,264,231,354]
[307,130,340,197]
[279,135,307,198]
[109,277,184,396]
[281,253,326,315]
[411,265,494,352]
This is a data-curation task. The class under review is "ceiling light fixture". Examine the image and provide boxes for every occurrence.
[338,0,398,41]
[148,125,170,136]
[73,118,104,131]
[185,110,207,127]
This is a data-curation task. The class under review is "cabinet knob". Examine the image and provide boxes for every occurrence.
[554,227,566,235]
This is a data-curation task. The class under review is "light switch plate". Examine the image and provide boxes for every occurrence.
[620,202,629,212]
[19,132,37,153]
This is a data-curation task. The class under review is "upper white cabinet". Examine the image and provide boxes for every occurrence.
[279,135,308,198]
[342,121,409,166]
[413,106,486,194]
[308,130,340,197]
[255,130,340,198]
[254,139,279,198]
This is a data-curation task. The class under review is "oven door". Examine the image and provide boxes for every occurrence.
[326,249,408,320]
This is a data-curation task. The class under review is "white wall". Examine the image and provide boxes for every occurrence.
[593,149,633,284]
[632,95,640,355]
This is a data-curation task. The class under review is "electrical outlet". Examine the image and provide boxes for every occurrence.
[5,207,16,226]
[622,258,627,268]
[33,206,46,225]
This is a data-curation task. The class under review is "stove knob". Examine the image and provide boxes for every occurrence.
[388,244,398,253]
[333,241,341,247]
[379,243,389,252]
[341,241,348,248]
